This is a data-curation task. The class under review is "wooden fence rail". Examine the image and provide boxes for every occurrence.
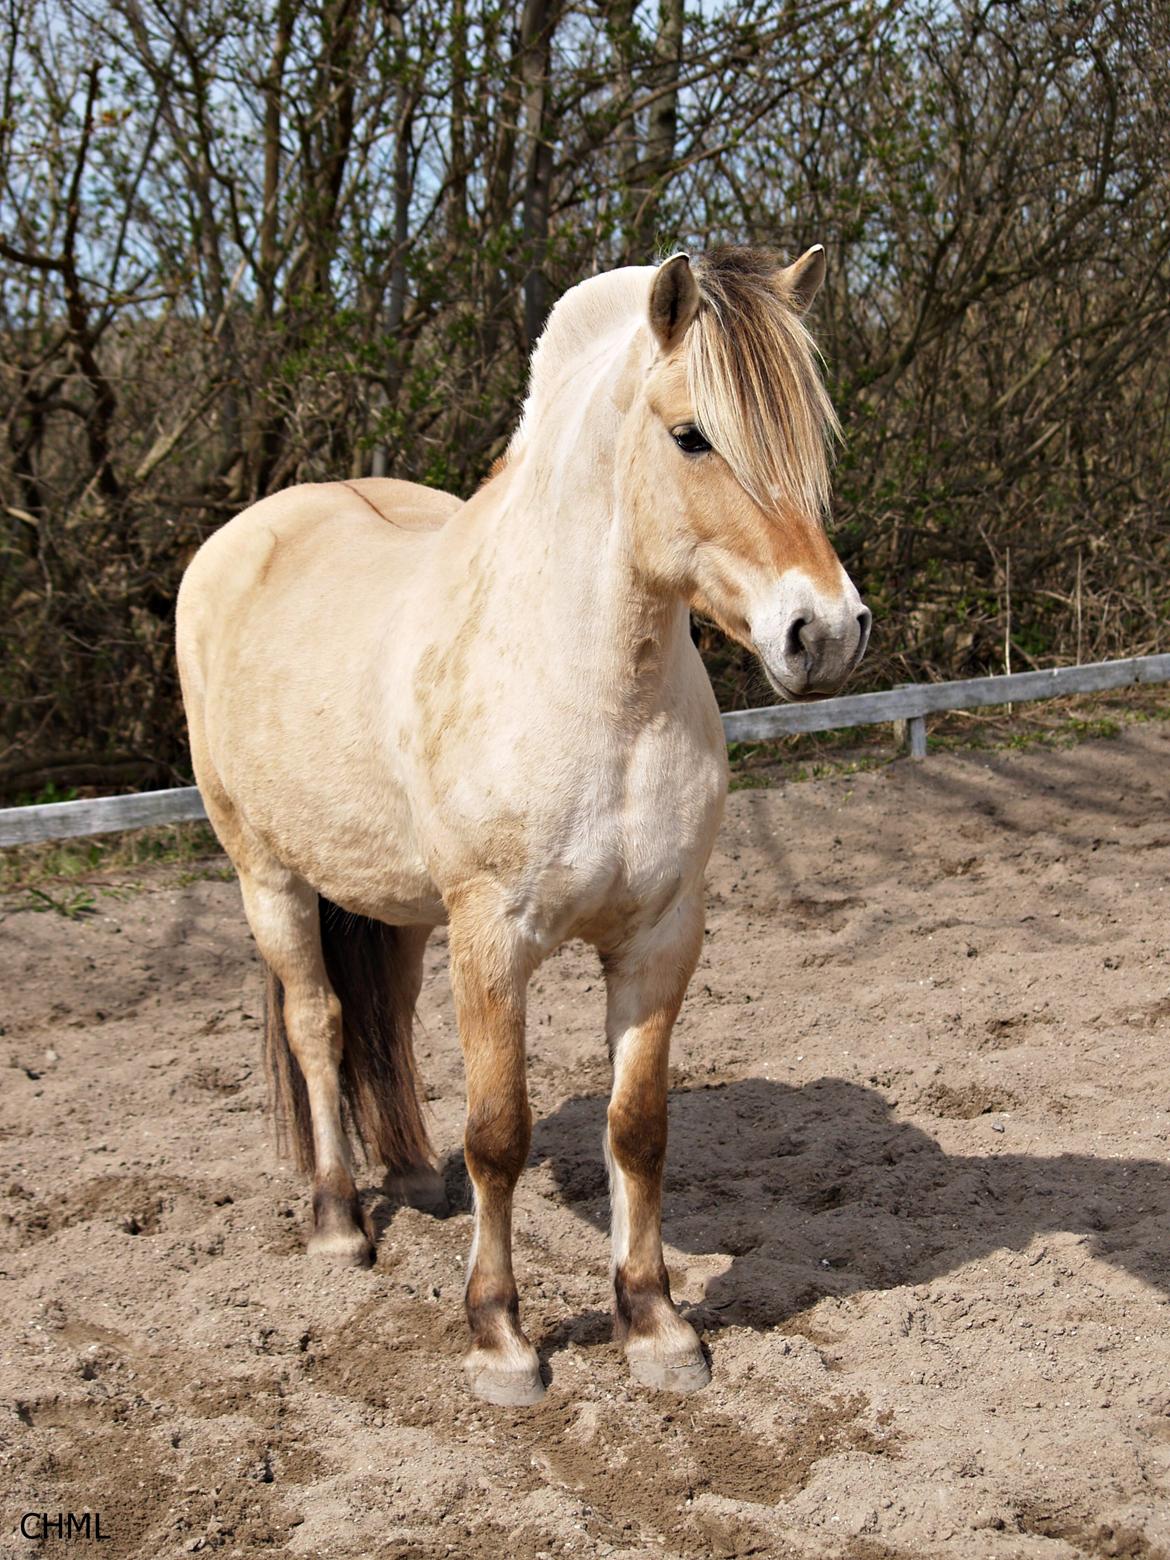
[3,653,1168,849]
[0,786,209,848]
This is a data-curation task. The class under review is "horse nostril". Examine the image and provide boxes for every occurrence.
[855,607,873,660]
[786,615,809,660]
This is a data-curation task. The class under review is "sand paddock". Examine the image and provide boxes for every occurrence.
[4,726,1170,1558]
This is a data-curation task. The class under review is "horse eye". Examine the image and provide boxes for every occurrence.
[671,424,711,455]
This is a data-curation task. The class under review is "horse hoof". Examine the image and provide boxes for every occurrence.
[384,1165,449,1218]
[467,1364,546,1407]
[628,1351,711,1394]
[307,1228,375,1268]
[465,1341,545,1407]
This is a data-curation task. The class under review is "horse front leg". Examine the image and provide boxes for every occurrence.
[604,894,710,1393]
[449,900,543,1406]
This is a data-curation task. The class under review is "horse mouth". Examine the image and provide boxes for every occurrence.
[761,668,828,704]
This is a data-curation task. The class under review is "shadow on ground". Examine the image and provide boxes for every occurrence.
[521,1077,1170,1329]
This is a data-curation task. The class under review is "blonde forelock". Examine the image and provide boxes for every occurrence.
[686,247,840,517]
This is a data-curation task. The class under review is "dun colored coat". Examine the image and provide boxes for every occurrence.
[176,247,870,1405]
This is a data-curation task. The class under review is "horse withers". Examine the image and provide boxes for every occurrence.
[175,246,870,1406]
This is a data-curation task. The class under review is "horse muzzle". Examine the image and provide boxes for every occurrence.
[750,570,871,701]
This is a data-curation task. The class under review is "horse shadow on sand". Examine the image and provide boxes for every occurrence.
[498,1076,1170,1333]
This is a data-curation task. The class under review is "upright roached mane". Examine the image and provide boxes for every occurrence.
[688,246,840,516]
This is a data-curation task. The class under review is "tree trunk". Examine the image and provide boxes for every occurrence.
[630,0,683,259]
[520,0,557,346]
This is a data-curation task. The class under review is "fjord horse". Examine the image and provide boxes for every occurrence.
[176,247,870,1406]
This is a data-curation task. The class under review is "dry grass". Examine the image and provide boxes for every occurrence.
[0,822,229,897]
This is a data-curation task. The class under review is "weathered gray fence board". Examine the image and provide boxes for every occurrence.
[0,785,206,847]
[3,654,1168,847]
[720,653,1170,740]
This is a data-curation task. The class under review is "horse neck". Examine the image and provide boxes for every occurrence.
[470,374,687,703]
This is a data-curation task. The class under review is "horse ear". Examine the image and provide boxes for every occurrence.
[649,253,700,353]
[780,245,826,314]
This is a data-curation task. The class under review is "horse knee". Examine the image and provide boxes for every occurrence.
[608,1099,667,1182]
[465,1095,531,1190]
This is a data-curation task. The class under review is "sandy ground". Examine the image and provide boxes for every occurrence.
[3,726,1170,1560]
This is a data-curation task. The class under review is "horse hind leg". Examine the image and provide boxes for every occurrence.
[182,705,386,1262]
[244,869,374,1267]
[375,924,447,1218]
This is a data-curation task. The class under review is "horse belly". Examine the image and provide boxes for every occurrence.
[288,810,445,925]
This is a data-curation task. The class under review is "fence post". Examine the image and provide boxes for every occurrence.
[893,683,928,760]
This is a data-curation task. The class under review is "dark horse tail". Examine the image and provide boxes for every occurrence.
[262,897,432,1176]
